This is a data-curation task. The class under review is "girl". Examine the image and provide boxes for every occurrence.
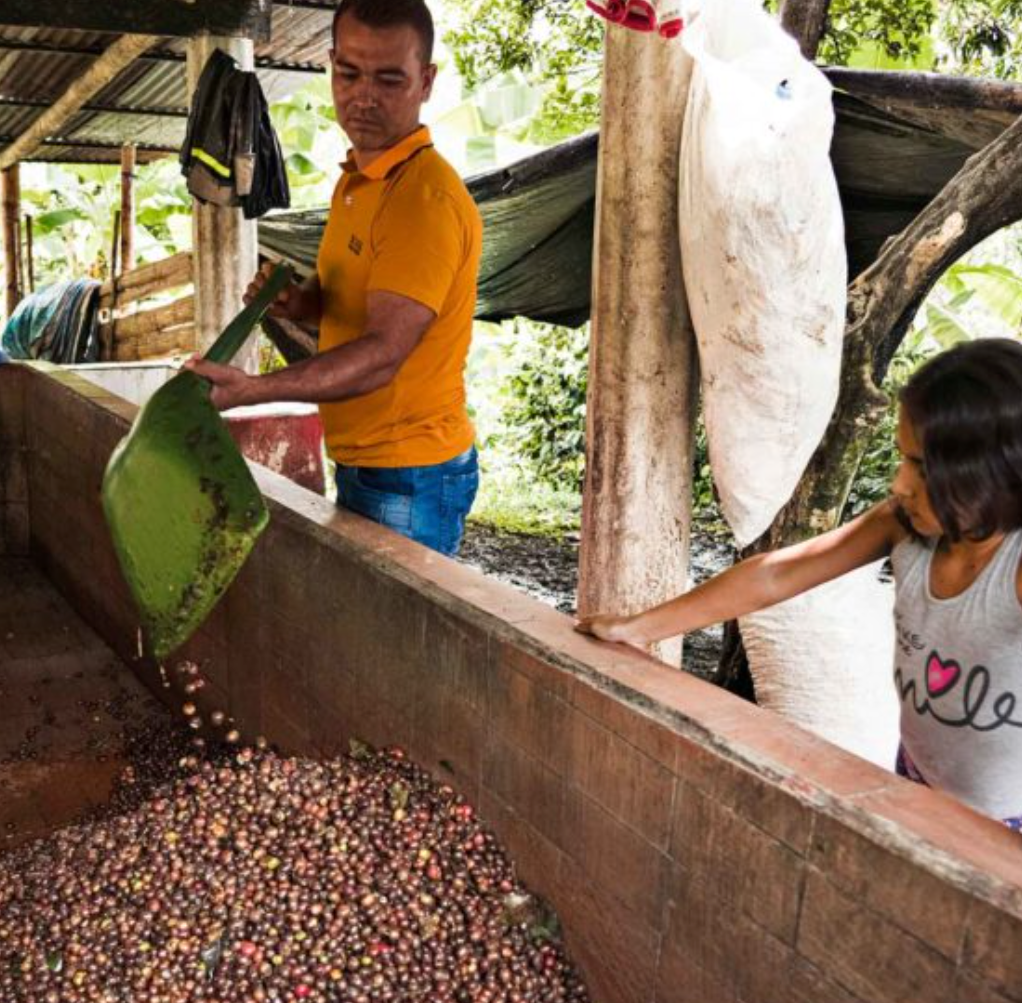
[577,338,1022,831]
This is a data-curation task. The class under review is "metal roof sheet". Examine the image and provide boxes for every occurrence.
[0,3,331,164]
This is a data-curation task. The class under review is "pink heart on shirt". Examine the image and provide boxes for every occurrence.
[926,651,961,698]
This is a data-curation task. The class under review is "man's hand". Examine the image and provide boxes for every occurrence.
[183,358,255,411]
[244,261,317,323]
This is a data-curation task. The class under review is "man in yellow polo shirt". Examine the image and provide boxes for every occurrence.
[188,0,482,556]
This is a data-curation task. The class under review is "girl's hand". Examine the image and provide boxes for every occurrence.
[574,613,643,646]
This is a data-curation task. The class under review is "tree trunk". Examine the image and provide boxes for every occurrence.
[715,110,1022,693]
[779,0,831,60]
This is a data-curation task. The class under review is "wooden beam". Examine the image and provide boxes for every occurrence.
[779,0,831,60]
[578,31,698,668]
[2,166,21,320]
[0,34,159,172]
[824,68,1022,115]
[0,0,273,42]
[120,145,137,275]
[100,252,193,306]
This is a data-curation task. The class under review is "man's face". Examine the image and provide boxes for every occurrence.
[330,13,436,158]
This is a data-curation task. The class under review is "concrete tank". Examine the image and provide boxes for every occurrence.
[2,361,1021,1003]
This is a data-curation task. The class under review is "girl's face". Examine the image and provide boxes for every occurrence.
[891,407,943,537]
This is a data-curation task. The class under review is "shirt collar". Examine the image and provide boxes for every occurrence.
[341,125,433,180]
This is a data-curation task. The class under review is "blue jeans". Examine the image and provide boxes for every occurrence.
[335,446,479,556]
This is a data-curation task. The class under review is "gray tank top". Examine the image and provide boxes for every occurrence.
[891,529,1022,819]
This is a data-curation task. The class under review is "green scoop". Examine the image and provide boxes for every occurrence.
[102,264,292,661]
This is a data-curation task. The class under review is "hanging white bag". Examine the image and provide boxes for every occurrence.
[739,563,900,768]
[679,2,899,767]
[679,0,846,549]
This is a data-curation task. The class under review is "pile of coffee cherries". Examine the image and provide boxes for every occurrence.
[0,740,590,1003]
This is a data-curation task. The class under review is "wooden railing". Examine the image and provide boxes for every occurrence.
[98,252,195,361]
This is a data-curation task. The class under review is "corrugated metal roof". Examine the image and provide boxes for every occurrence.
[0,2,331,164]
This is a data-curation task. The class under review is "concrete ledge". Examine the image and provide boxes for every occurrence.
[6,363,1022,1003]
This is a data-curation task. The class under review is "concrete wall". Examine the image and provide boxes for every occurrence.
[3,361,1022,1003]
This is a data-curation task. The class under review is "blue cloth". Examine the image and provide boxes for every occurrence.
[1,279,101,364]
[335,447,479,556]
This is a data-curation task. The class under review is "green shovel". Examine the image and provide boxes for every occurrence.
[102,263,293,661]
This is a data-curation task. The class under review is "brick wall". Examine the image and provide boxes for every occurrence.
[6,363,1022,1003]
[0,366,28,555]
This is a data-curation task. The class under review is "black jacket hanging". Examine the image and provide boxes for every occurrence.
[180,48,290,220]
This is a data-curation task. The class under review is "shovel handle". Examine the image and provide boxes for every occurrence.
[203,263,294,366]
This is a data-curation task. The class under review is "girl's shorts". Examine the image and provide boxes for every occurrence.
[896,745,1022,833]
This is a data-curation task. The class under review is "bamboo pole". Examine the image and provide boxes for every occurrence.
[23,214,34,293]
[120,144,136,273]
[110,209,122,282]
[0,34,158,171]
[2,165,21,319]
[578,34,698,668]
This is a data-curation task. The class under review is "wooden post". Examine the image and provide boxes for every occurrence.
[120,144,136,274]
[578,33,698,667]
[187,34,259,371]
[2,165,21,320]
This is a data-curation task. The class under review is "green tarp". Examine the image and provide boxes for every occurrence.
[258,91,986,330]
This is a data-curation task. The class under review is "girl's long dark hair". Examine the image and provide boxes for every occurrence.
[900,338,1022,542]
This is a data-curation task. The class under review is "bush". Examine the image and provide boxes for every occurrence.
[498,320,588,493]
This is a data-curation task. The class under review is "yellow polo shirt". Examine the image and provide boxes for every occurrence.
[316,126,482,467]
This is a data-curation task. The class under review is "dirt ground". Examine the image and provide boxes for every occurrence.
[458,521,734,678]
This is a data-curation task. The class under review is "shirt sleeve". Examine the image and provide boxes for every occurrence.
[368,179,468,315]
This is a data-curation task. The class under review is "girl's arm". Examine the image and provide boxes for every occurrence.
[576,500,906,646]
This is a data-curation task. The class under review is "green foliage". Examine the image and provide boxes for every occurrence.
[443,0,604,142]
[937,0,1022,79]
[819,0,937,68]
[497,320,589,493]
[268,77,346,208]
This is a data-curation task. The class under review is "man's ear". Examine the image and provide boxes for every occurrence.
[422,62,438,101]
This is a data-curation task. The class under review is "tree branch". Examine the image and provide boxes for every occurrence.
[773,107,1022,548]
[714,110,1022,694]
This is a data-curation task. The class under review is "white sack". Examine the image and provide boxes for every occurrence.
[740,563,900,768]
[680,0,847,548]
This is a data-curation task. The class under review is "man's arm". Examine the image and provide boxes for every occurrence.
[186,290,434,411]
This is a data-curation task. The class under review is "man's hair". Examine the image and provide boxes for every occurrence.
[899,337,1022,541]
[332,0,435,64]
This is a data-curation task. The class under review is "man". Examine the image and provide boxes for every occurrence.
[187,0,482,556]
